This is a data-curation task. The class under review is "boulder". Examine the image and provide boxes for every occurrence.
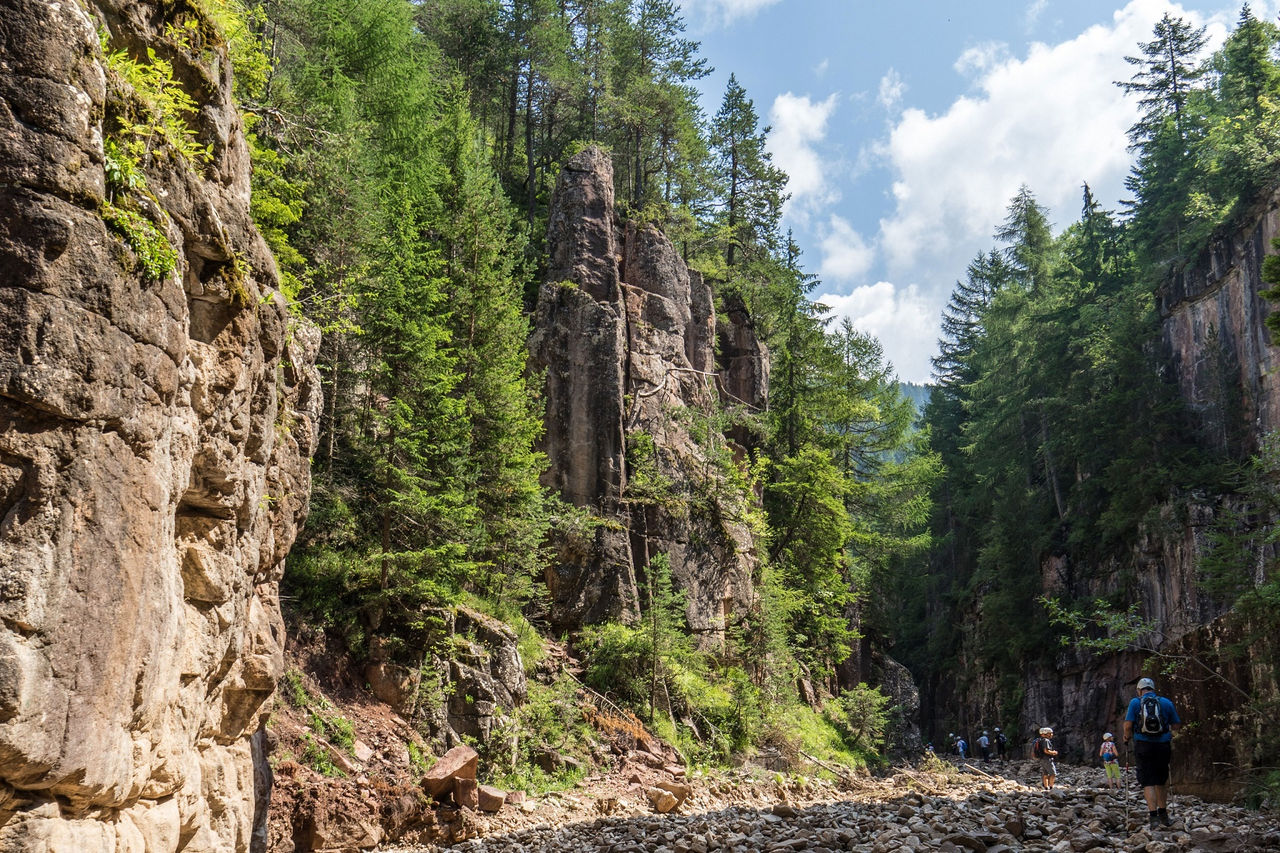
[477,784,507,812]
[646,786,678,813]
[422,745,478,797]
[655,780,692,808]
[453,777,479,810]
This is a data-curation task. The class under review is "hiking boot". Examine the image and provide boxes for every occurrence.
[1158,809,1172,827]
[1148,813,1160,829]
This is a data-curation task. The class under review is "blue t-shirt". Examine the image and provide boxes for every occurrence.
[1125,693,1180,743]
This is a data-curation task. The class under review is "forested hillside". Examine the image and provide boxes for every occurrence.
[899,6,1280,804]
[221,0,1280,806]
[219,0,936,791]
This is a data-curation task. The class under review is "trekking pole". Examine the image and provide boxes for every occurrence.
[1123,742,1131,828]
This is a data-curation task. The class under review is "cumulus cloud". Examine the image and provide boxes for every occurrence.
[819,216,874,282]
[818,282,939,384]
[877,0,1226,280]
[768,92,840,213]
[878,68,906,111]
[681,0,783,27]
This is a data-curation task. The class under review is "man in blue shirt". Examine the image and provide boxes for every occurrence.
[1123,676,1182,829]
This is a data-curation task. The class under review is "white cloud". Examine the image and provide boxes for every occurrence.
[819,216,874,282]
[768,92,840,212]
[878,68,906,111]
[954,41,1009,76]
[680,0,783,27]
[818,282,939,383]
[877,0,1226,280]
[1025,0,1049,29]
[813,58,830,78]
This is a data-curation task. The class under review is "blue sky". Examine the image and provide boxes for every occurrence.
[678,0,1273,383]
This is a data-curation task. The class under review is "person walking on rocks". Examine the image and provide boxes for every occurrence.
[955,735,968,759]
[1124,676,1181,829]
[1033,726,1058,790]
[1099,732,1121,790]
[994,727,1007,761]
[977,731,991,761]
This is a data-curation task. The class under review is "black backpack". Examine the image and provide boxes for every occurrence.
[1139,694,1169,735]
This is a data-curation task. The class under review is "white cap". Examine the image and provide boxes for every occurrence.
[1137,677,1155,691]
[1103,732,1114,740]
[1039,726,1052,736]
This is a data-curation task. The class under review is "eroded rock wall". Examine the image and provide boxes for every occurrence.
[530,147,759,640]
[0,0,319,849]
[1006,194,1280,798]
[1160,191,1280,453]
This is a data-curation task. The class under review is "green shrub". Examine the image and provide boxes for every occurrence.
[580,622,651,707]
[101,202,178,280]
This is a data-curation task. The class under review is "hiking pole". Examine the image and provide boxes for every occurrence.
[1123,741,1131,829]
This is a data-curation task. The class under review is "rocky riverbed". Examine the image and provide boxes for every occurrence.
[382,759,1276,853]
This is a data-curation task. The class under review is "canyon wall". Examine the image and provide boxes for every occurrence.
[0,0,319,849]
[1014,193,1280,799]
[530,147,763,643]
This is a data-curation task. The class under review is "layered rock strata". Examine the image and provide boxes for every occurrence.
[0,0,319,849]
[530,147,762,640]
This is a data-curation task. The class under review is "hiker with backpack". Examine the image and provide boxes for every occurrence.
[1032,726,1058,790]
[977,730,991,761]
[994,727,1007,761]
[1123,676,1182,829]
[1098,732,1121,790]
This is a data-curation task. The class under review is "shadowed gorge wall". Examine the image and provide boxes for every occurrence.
[0,0,320,849]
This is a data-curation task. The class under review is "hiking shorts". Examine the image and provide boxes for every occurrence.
[1038,756,1056,777]
[1104,760,1121,780]
[1134,739,1172,787]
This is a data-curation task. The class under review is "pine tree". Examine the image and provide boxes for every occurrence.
[1119,12,1208,146]
[709,74,788,269]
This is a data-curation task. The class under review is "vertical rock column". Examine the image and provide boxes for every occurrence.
[530,147,638,629]
[531,146,760,639]
[0,1,320,850]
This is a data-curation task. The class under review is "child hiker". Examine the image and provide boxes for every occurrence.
[1033,726,1059,790]
[1099,732,1121,790]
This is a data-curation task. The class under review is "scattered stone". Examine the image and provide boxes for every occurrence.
[380,760,1279,853]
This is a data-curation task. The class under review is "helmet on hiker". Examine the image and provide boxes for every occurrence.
[1039,726,1052,736]
[982,730,988,735]
[994,727,1000,732]
[1137,677,1155,692]
[1103,732,1114,740]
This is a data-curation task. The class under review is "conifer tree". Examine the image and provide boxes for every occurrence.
[709,74,788,269]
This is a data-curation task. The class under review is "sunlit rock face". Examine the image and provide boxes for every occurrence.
[0,0,320,849]
[1161,190,1280,453]
[531,146,760,643]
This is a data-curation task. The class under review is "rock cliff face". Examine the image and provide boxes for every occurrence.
[0,1,319,849]
[1161,191,1280,453]
[1009,193,1280,799]
[530,147,763,641]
